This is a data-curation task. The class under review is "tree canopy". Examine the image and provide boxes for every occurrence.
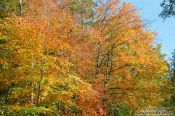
[0,0,173,115]
[160,0,175,19]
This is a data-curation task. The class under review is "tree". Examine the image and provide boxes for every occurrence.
[169,50,175,109]
[0,0,171,115]
[171,50,175,77]
[160,0,175,19]
[160,0,175,113]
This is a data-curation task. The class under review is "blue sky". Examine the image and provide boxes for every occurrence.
[122,0,175,60]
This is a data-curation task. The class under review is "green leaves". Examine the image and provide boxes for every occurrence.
[108,103,131,116]
[8,106,58,116]
[0,0,17,18]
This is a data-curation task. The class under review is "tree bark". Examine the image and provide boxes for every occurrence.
[36,68,44,106]
[31,82,34,105]
[19,0,23,16]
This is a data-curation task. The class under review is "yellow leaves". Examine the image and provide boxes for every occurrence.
[160,63,169,72]
[0,0,170,115]
[42,74,99,114]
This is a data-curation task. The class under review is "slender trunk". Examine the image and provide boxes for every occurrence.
[36,68,44,106]
[30,61,35,105]
[19,0,23,16]
[95,43,101,77]
[105,53,110,79]
[31,82,34,105]
[80,13,84,26]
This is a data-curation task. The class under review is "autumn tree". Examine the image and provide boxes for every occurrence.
[0,1,101,115]
[0,0,171,115]
[92,1,169,114]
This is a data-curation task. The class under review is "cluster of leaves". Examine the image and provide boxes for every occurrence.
[160,0,175,19]
[0,0,19,18]
[0,0,172,115]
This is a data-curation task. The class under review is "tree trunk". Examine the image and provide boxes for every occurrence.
[36,68,44,106]
[19,0,23,16]
[31,82,34,105]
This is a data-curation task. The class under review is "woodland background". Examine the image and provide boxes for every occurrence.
[0,0,175,115]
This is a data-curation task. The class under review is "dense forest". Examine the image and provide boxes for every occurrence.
[0,0,174,115]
